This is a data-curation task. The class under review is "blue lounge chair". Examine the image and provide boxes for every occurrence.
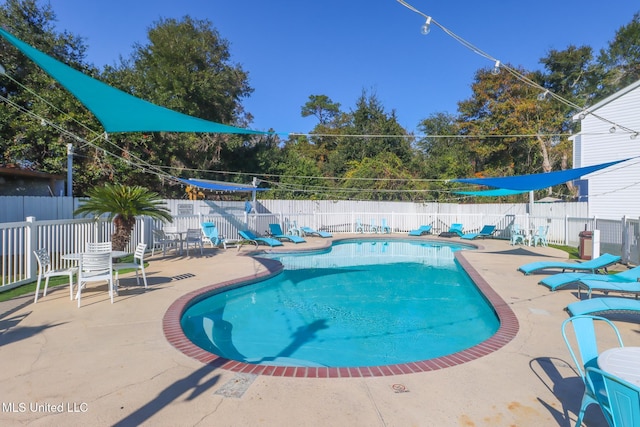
[200,222,226,248]
[578,278,640,299]
[238,230,283,247]
[408,225,432,236]
[439,223,464,237]
[461,225,496,240]
[567,297,640,316]
[299,226,332,238]
[517,253,620,275]
[539,265,640,291]
[268,224,306,243]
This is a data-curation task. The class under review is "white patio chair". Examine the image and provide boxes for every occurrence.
[112,243,148,290]
[76,252,114,307]
[33,248,77,303]
[184,228,203,256]
[152,229,177,256]
[86,241,112,252]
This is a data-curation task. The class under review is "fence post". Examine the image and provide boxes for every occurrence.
[26,216,37,281]
[564,215,568,246]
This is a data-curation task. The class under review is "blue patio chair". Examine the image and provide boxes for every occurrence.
[380,218,391,234]
[533,225,549,247]
[586,367,640,427]
[449,223,464,237]
[567,297,640,317]
[370,219,379,234]
[238,230,283,247]
[355,219,364,233]
[268,223,306,243]
[562,315,624,427]
[510,224,526,245]
[461,225,496,240]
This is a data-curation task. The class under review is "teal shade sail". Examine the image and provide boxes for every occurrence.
[0,28,266,135]
[452,158,632,191]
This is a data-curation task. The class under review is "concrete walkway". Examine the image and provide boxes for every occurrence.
[0,236,626,426]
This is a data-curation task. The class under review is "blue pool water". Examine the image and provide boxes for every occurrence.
[180,240,500,367]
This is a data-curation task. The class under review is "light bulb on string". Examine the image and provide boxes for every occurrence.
[491,60,501,75]
[537,90,549,101]
[609,126,617,133]
[420,16,432,35]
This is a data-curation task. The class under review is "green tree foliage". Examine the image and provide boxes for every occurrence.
[74,183,172,250]
[0,0,101,194]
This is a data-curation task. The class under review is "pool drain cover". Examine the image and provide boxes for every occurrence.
[214,373,257,398]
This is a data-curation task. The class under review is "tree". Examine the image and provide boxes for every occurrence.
[301,95,341,125]
[74,184,173,250]
[0,0,100,194]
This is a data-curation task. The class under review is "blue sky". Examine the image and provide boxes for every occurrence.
[52,0,638,135]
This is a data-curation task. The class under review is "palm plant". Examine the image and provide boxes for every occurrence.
[74,184,173,251]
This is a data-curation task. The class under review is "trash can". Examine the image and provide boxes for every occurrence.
[579,231,593,260]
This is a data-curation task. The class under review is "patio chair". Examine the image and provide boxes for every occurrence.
[561,315,624,427]
[461,225,496,240]
[355,219,364,233]
[517,253,621,275]
[299,226,332,238]
[112,243,148,290]
[152,229,177,256]
[86,241,112,252]
[200,222,228,248]
[33,247,77,303]
[532,225,549,247]
[184,228,204,255]
[268,224,306,243]
[238,230,283,247]
[539,265,640,291]
[578,277,640,299]
[510,224,526,245]
[76,251,115,307]
[408,225,432,236]
[586,367,640,427]
[380,218,391,234]
[370,219,380,234]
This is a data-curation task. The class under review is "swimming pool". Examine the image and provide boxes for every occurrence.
[180,239,501,368]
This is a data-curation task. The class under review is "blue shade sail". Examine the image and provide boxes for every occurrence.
[455,188,529,196]
[178,178,269,192]
[452,158,632,191]
[0,28,267,135]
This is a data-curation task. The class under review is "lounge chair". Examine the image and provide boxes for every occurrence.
[578,277,640,299]
[461,225,496,240]
[517,253,620,275]
[539,265,640,291]
[200,222,226,248]
[268,224,306,243]
[408,225,432,236]
[439,223,464,237]
[299,226,332,238]
[567,297,640,316]
[238,230,283,247]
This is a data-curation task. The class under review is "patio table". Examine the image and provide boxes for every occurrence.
[598,346,640,386]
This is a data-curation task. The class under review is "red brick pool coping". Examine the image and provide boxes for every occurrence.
[162,240,519,377]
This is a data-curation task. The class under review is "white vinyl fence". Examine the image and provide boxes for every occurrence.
[1,197,638,292]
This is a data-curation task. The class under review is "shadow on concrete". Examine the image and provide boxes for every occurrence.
[484,247,560,258]
[530,356,608,427]
[113,362,223,427]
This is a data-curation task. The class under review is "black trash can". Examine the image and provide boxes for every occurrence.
[579,231,593,260]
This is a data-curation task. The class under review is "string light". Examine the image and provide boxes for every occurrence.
[420,17,432,35]
[537,90,549,101]
[396,0,640,137]
[491,60,500,75]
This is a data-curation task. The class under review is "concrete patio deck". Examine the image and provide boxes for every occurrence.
[0,235,629,426]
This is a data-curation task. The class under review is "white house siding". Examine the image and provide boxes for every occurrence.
[573,80,640,220]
